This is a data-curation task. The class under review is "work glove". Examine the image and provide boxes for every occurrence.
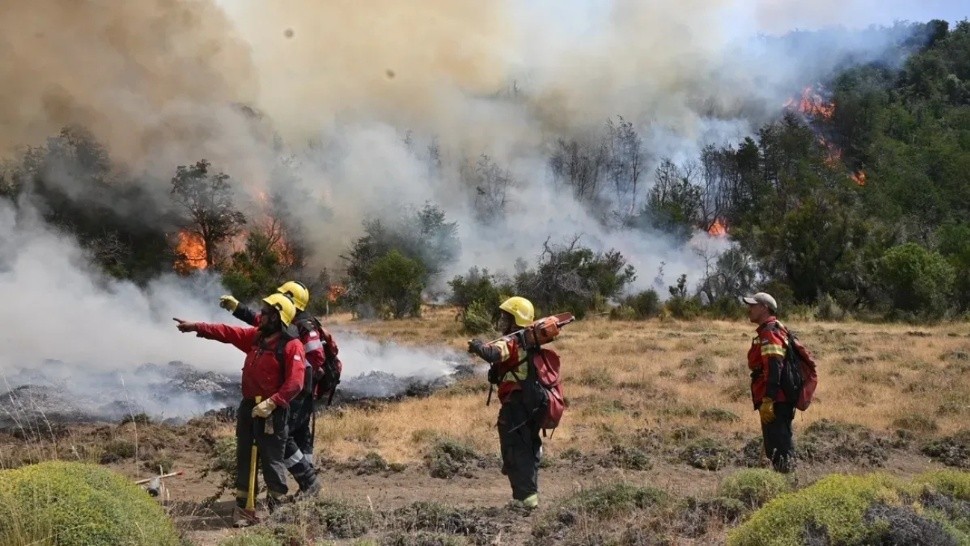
[252,398,277,418]
[172,318,198,332]
[219,295,240,312]
[759,398,775,425]
[467,339,486,356]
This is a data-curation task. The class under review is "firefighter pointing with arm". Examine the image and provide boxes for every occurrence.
[219,281,330,496]
[467,296,542,511]
[743,292,795,473]
[174,293,305,526]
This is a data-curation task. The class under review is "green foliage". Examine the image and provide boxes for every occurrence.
[728,472,970,546]
[877,243,955,318]
[561,483,668,520]
[619,289,661,319]
[363,250,425,318]
[514,237,636,319]
[345,203,458,317]
[424,438,483,479]
[922,430,970,469]
[448,267,504,333]
[0,461,180,546]
[221,228,294,303]
[666,274,702,319]
[269,498,375,539]
[680,438,733,471]
[718,469,792,509]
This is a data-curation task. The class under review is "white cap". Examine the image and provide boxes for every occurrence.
[742,292,778,313]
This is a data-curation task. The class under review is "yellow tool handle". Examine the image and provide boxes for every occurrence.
[245,395,261,511]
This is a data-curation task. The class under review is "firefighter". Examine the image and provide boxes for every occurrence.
[174,293,305,525]
[467,296,541,510]
[743,292,795,473]
[218,281,325,495]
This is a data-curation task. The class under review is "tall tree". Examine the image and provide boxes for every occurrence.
[170,159,246,269]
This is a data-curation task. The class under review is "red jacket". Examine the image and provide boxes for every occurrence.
[233,308,325,374]
[194,323,305,407]
[747,317,788,408]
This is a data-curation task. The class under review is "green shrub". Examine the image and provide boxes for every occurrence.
[461,299,494,335]
[727,472,970,546]
[680,438,733,471]
[877,243,955,319]
[718,469,792,509]
[623,290,662,319]
[366,250,426,319]
[0,461,180,546]
[269,498,375,539]
[915,469,970,500]
[604,444,652,471]
[425,438,483,479]
[922,430,970,469]
[562,483,668,520]
[700,408,741,423]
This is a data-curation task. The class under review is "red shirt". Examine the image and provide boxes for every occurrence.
[747,317,788,407]
[194,323,305,407]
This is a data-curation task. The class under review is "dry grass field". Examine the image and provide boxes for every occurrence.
[3,307,970,545]
[326,306,970,462]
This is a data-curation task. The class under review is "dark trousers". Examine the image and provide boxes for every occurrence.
[498,392,542,500]
[288,391,314,456]
[235,398,290,504]
[283,391,319,492]
[761,401,795,473]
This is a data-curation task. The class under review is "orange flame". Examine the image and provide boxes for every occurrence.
[784,85,835,120]
[328,284,347,303]
[851,170,867,186]
[174,230,207,272]
[707,218,727,237]
[818,136,842,167]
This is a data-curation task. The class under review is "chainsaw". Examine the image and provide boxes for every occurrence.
[488,312,575,349]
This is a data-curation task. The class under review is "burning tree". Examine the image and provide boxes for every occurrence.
[170,159,246,271]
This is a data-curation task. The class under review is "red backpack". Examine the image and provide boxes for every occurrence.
[532,348,565,433]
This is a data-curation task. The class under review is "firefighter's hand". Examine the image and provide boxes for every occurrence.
[219,295,240,312]
[173,318,197,332]
[759,398,775,424]
[468,339,486,356]
[252,398,276,418]
[487,364,500,385]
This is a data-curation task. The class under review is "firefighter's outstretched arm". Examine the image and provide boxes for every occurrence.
[468,338,503,363]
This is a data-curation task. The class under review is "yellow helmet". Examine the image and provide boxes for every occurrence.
[277,280,309,311]
[499,296,535,328]
[262,293,297,326]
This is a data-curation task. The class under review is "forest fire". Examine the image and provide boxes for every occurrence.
[784,85,835,120]
[174,230,207,272]
[707,218,727,237]
[328,284,347,302]
[852,170,867,186]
